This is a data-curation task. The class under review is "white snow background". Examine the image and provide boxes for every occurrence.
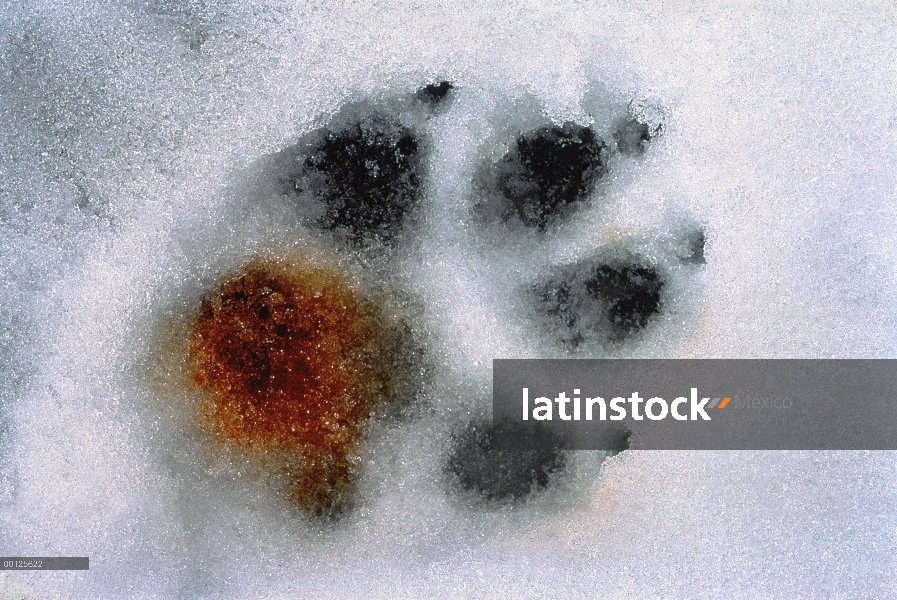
[0,0,896,598]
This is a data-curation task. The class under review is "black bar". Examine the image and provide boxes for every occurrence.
[0,557,89,570]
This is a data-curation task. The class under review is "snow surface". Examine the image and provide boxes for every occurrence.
[1,0,896,597]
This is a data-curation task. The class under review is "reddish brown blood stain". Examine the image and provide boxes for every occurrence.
[189,258,393,516]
